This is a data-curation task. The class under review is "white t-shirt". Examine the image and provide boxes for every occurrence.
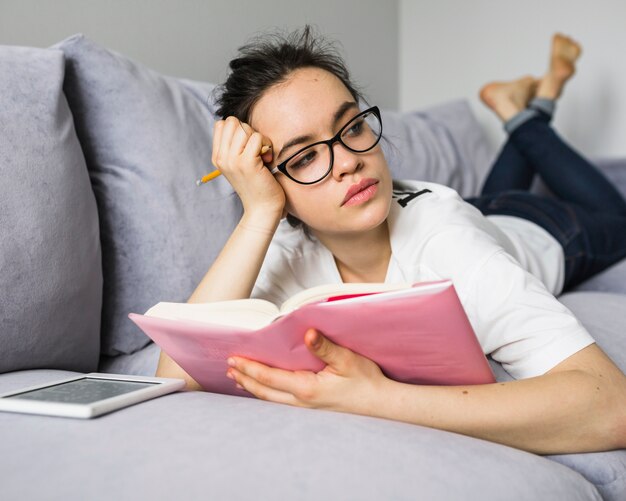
[252,179,595,380]
[486,215,565,296]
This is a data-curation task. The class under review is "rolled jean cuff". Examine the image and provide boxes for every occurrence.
[528,97,556,117]
[504,108,540,135]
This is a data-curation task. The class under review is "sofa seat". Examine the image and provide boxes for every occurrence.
[0,369,603,501]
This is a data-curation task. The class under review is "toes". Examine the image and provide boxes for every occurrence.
[479,83,498,105]
[551,32,582,62]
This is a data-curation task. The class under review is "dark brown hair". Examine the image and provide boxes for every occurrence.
[215,25,364,122]
[214,25,366,230]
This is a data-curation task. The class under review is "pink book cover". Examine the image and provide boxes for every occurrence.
[128,281,495,397]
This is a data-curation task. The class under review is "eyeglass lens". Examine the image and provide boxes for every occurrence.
[285,110,382,184]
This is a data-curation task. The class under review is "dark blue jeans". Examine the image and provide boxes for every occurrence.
[466,114,626,291]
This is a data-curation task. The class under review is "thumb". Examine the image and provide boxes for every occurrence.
[305,328,346,370]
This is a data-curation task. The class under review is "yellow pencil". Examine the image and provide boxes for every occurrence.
[195,145,272,186]
[196,170,222,186]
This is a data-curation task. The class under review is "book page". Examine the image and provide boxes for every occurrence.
[317,279,452,306]
[279,282,412,314]
[144,299,280,330]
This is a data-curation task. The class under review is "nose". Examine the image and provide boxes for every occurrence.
[331,142,362,181]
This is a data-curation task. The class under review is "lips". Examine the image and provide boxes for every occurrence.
[341,178,379,206]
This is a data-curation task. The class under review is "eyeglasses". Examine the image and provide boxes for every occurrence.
[270,106,382,185]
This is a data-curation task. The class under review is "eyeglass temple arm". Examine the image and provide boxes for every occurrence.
[269,166,280,175]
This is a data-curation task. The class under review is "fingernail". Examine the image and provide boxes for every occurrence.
[312,331,322,349]
[227,358,235,367]
[226,370,234,379]
[261,145,271,154]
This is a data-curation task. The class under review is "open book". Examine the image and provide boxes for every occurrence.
[143,282,417,330]
[129,280,495,397]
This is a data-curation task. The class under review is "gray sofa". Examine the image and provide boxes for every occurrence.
[1,34,625,501]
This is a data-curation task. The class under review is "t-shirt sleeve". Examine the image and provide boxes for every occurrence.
[421,226,595,380]
[251,269,291,306]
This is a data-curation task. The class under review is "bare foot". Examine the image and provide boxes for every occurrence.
[536,33,582,100]
[479,75,539,122]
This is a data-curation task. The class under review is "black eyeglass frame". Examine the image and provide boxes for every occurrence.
[269,106,383,185]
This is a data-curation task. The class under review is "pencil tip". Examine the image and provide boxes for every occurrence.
[196,180,202,186]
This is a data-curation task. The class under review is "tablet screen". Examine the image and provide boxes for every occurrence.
[4,378,159,404]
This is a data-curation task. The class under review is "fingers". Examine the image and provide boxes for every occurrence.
[226,358,309,405]
[227,367,296,405]
[212,117,273,170]
[242,132,273,165]
[228,357,302,394]
[239,121,272,156]
[218,117,247,164]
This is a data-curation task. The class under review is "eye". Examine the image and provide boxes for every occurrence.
[289,149,318,170]
[344,117,366,137]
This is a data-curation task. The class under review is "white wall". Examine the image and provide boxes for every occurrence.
[5,0,625,158]
[0,0,399,108]
[400,0,626,157]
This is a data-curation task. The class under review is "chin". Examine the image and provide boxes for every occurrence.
[336,196,391,234]
[356,204,390,230]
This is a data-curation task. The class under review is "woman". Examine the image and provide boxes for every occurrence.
[156,27,626,454]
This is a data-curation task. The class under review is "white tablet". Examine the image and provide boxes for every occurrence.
[0,373,186,419]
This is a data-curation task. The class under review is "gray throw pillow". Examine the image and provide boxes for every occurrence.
[0,45,102,372]
[381,100,495,198]
[54,34,242,356]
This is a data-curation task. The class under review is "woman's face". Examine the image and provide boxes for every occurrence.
[249,67,393,238]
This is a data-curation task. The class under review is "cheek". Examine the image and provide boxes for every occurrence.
[282,183,334,223]
[279,180,303,217]
[284,190,319,220]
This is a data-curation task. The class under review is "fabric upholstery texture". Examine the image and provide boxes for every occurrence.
[0,369,602,501]
[99,340,161,376]
[54,34,243,357]
[545,292,626,500]
[0,45,102,373]
[381,100,495,198]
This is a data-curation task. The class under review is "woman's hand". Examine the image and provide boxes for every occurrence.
[212,117,285,220]
[225,328,391,415]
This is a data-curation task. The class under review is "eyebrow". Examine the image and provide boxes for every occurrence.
[275,101,359,164]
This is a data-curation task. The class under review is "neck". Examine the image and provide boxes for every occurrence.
[312,220,391,283]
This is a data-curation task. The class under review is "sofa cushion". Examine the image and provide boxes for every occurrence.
[0,369,601,501]
[572,258,626,295]
[0,45,102,373]
[53,34,243,357]
[381,99,495,198]
[544,291,626,501]
[99,341,161,376]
